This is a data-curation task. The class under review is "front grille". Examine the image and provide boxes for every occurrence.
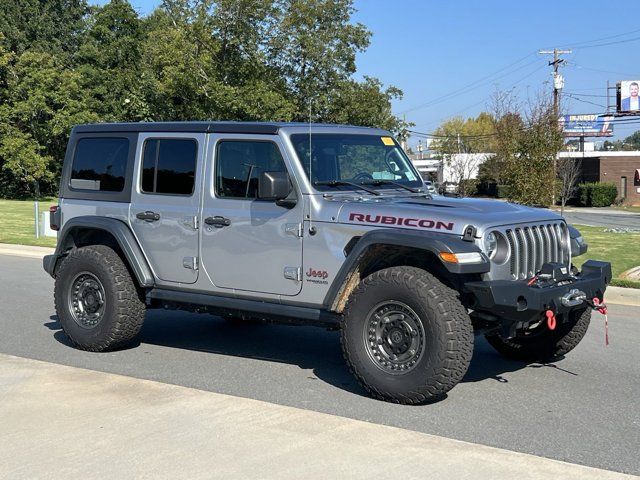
[505,223,569,279]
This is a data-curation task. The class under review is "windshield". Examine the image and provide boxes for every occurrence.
[290,134,422,192]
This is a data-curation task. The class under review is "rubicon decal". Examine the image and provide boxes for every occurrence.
[348,213,454,231]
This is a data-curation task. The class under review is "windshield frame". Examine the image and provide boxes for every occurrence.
[289,133,424,194]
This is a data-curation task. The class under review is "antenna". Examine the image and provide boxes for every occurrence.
[308,99,313,184]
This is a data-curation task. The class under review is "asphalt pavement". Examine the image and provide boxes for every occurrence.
[561,208,640,229]
[1,254,639,475]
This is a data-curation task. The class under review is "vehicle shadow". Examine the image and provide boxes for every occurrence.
[45,311,577,401]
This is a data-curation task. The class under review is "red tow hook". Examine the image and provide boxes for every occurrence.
[545,310,557,330]
[592,297,608,315]
[592,297,609,346]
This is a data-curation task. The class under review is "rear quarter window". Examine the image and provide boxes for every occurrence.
[70,138,129,192]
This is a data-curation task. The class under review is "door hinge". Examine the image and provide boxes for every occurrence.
[284,266,302,282]
[285,223,303,237]
[183,256,199,271]
[193,216,199,230]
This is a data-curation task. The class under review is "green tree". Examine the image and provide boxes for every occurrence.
[0,51,97,196]
[622,130,640,150]
[0,0,89,55]
[0,0,405,198]
[492,92,564,206]
[268,0,370,118]
[324,77,404,132]
[431,112,495,194]
[77,0,152,121]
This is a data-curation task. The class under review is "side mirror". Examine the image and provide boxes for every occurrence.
[258,171,291,201]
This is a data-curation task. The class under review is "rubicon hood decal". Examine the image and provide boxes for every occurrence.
[349,212,454,231]
[335,196,564,236]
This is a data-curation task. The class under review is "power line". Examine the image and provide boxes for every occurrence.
[568,62,640,78]
[397,52,538,115]
[417,63,547,132]
[563,91,609,98]
[563,27,640,49]
[564,93,607,108]
[574,35,640,50]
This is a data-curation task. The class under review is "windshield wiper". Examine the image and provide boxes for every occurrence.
[314,180,381,196]
[360,179,423,194]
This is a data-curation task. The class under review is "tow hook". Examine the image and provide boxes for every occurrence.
[561,289,587,308]
[545,310,556,330]
[587,297,609,346]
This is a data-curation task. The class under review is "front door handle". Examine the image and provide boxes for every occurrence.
[204,216,231,228]
[136,211,160,222]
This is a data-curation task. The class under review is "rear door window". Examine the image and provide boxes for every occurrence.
[141,139,198,195]
[70,137,129,192]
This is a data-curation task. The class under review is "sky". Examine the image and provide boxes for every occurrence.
[92,0,640,145]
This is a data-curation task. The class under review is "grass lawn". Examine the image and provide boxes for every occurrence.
[0,198,58,248]
[572,224,640,288]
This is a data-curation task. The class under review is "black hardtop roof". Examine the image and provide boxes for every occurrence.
[72,121,385,135]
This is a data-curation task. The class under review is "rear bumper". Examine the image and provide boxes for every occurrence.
[465,260,611,336]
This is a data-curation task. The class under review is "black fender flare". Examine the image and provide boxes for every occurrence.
[323,229,489,309]
[43,216,154,287]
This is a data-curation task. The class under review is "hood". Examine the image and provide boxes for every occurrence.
[334,195,563,237]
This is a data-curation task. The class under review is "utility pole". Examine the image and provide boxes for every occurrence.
[539,48,571,117]
[539,48,571,204]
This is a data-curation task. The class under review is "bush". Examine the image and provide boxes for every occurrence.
[459,179,479,196]
[496,184,512,198]
[577,183,618,207]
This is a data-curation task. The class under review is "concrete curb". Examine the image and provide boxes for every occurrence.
[605,286,640,307]
[0,353,636,480]
[1,243,638,306]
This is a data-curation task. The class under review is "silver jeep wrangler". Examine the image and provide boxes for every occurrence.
[44,122,611,404]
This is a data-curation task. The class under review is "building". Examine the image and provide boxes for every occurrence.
[408,153,493,184]
[558,151,640,205]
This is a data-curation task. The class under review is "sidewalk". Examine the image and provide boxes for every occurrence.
[0,354,636,480]
[0,243,54,258]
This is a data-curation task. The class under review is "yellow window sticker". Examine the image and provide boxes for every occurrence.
[381,136,395,146]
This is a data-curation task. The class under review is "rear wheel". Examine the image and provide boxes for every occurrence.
[54,245,146,351]
[485,308,591,361]
[341,266,474,404]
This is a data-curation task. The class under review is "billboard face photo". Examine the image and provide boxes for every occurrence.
[618,80,640,113]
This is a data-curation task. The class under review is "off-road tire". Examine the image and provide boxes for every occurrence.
[54,244,146,352]
[341,266,474,404]
[485,307,591,362]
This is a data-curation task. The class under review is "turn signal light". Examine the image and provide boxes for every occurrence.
[439,252,485,265]
[439,252,458,263]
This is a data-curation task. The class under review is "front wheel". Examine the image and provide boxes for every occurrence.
[485,308,591,362]
[341,266,474,404]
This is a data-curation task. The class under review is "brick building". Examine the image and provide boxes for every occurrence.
[558,151,640,205]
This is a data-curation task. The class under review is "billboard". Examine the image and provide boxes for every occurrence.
[617,81,640,113]
[559,114,613,137]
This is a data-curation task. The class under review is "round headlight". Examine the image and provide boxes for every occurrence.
[484,232,498,258]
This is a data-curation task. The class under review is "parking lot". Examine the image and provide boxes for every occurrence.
[1,253,639,475]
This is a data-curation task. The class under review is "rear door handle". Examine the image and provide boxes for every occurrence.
[204,216,231,228]
[136,211,160,222]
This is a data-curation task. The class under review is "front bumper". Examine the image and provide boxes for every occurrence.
[465,260,611,337]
